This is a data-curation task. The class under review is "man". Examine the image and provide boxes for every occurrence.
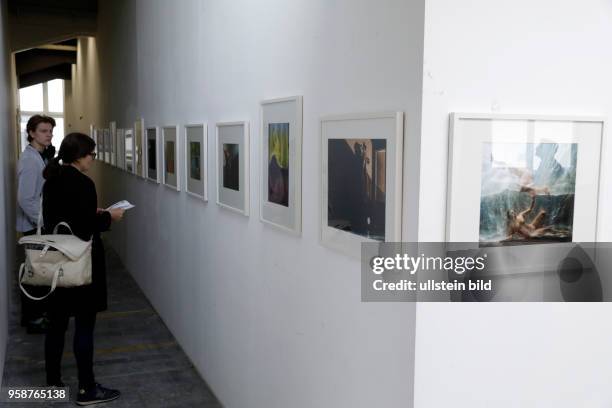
[17,114,56,333]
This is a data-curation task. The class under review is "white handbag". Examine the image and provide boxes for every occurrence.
[18,200,93,300]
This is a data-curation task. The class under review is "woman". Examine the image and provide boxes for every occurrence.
[42,133,125,406]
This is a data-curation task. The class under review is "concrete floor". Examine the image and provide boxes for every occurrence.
[2,244,223,407]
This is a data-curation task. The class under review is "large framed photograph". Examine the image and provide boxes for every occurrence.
[116,128,125,169]
[162,125,180,191]
[184,123,207,200]
[447,113,604,245]
[216,121,249,215]
[260,96,303,234]
[125,128,134,173]
[134,118,145,178]
[321,112,404,256]
[146,127,159,183]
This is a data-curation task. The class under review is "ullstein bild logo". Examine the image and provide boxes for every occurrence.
[370,253,488,275]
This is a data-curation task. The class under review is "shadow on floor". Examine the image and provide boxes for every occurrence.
[2,243,223,407]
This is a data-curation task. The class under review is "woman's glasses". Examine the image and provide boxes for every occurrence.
[89,152,97,159]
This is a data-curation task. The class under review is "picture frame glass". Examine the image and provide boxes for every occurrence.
[447,115,603,244]
[260,97,302,233]
[163,126,178,188]
[185,124,206,198]
[321,113,403,256]
[217,122,248,214]
[147,128,158,181]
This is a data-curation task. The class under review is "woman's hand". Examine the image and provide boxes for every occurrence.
[108,208,125,222]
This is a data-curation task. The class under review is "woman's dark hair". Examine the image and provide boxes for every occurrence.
[43,133,96,179]
[26,115,56,142]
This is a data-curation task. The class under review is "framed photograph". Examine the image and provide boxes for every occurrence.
[134,118,145,178]
[125,128,134,173]
[110,121,117,166]
[321,112,404,256]
[116,128,125,169]
[260,96,303,234]
[447,113,604,245]
[91,126,98,154]
[146,127,160,183]
[162,125,180,191]
[184,123,207,200]
[216,121,249,215]
[103,129,111,163]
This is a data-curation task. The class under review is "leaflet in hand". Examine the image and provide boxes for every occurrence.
[105,200,135,211]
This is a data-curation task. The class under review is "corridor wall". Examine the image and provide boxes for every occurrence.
[0,0,17,387]
[414,0,612,407]
[68,1,425,407]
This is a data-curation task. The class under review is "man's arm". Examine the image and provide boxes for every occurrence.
[518,195,536,219]
[17,157,42,225]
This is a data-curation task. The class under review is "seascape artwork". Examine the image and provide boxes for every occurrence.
[190,141,201,180]
[479,142,577,245]
[327,138,386,241]
[223,143,239,191]
[268,123,289,206]
[165,140,175,174]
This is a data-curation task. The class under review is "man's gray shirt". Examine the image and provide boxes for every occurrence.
[16,145,46,232]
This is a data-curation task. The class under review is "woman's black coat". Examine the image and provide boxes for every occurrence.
[42,165,111,315]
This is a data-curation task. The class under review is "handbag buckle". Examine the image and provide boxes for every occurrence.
[40,245,50,257]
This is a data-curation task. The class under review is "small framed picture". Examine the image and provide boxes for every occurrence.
[134,118,145,178]
[91,127,98,155]
[162,125,180,191]
[110,121,117,166]
[125,128,134,173]
[447,113,604,245]
[146,127,160,183]
[103,129,111,163]
[216,121,249,215]
[321,112,404,257]
[116,128,125,169]
[260,96,303,234]
[184,123,207,200]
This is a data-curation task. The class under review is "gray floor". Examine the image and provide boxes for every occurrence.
[2,244,223,407]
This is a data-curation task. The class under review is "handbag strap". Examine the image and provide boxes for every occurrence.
[36,197,43,236]
[53,222,74,235]
[18,262,60,301]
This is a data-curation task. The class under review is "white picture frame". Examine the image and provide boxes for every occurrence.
[321,112,404,257]
[216,121,249,215]
[91,127,98,155]
[125,128,134,174]
[162,125,180,191]
[110,121,117,166]
[134,118,145,178]
[446,113,604,245]
[260,96,303,234]
[146,127,160,183]
[116,128,125,170]
[184,123,207,201]
[103,129,111,164]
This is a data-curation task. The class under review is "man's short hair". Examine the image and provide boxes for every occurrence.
[26,115,56,142]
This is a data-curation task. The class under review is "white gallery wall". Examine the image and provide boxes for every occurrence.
[414,1,612,407]
[0,0,17,387]
[68,1,425,407]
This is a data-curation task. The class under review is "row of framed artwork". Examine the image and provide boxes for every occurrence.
[90,98,606,257]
